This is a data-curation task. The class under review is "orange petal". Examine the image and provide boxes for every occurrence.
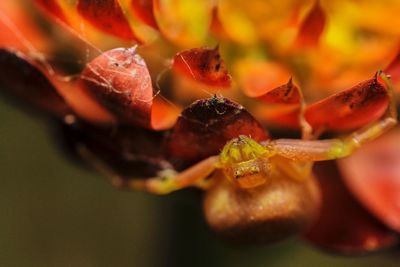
[235,60,291,98]
[258,78,301,104]
[77,0,138,41]
[254,79,302,128]
[0,1,49,52]
[305,75,389,131]
[173,46,232,88]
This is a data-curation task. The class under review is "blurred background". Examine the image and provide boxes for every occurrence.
[1,97,399,267]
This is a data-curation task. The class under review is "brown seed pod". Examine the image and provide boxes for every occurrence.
[203,171,320,243]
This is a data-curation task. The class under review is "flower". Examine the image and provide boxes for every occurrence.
[1,0,400,254]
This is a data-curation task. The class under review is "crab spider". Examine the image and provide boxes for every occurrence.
[126,75,397,196]
[78,72,397,243]
[127,114,396,195]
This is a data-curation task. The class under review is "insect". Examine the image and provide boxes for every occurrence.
[0,43,396,243]
[83,72,396,243]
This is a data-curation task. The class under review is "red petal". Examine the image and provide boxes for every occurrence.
[79,47,177,129]
[305,75,389,131]
[77,0,138,41]
[304,161,399,253]
[209,7,228,39]
[130,0,158,29]
[258,79,301,105]
[338,129,400,232]
[34,0,68,23]
[173,46,232,88]
[294,0,326,48]
[0,48,70,117]
[255,79,302,128]
[164,96,269,168]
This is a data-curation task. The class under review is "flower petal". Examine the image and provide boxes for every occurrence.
[234,59,291,98]
[79,47,178,129]
[338,128,400,232]
[0,48,70,117]
[34,0,68,23]
[164,96,269,168]
[129,0,158,29]
[305,75,389,131]
[172,46,232,88]
[304,161,398,253]
[77,0,138,41]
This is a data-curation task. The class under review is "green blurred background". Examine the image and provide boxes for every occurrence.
[1,98,399,267]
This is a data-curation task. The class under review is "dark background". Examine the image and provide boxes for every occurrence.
[1,98,398,267]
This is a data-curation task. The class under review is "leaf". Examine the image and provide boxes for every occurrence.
[77,0,138,41]
[164,96,269,168]
[304,161,398,253]
[173,46,232,88]
[79,47,178,129]
[0,48,70,117]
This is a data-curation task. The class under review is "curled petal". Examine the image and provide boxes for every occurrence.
[305,75,389,131]
[258,78,300,104]
[164,96,269,168]
[0,48,70,117]
[77,0,138,41]
[252,78,303,128]
[130,0,158,29]
[173,46,231,88]
[79,47,178,129]
[304,161,399,253]
[338,128,400,232]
